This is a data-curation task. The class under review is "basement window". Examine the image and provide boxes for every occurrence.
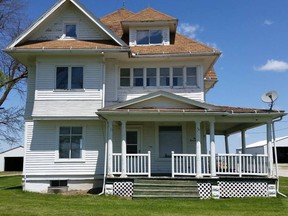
[50,180,68,187]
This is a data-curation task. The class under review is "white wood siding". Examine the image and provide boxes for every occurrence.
[25,66,36,119]
[28,3,110,41]
[24,120,105,176]
[33,56,104,117]
[105,61,205,104]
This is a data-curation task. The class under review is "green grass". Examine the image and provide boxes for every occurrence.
[0,176,287,216]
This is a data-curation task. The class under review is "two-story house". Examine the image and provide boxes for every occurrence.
[5,0,286,198]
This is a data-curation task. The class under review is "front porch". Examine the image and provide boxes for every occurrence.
[111,151,269,178]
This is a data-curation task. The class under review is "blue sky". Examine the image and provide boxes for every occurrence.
[3,0,288,152]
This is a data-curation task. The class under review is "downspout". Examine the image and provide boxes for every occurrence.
[97,119,108,196]
[272,116,286,197]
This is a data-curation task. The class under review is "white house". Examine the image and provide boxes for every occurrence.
[4,0,286,198]
[0,146,24,172]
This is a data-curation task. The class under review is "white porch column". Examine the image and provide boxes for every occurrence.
[225,134,230,154]
[196,121,202,178]
[241,130,246,154]
[107,120,114,177]
[210,121,216,177]
[120,121,127,178]
[267,122,273,177]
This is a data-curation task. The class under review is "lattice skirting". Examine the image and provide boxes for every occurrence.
[198,183,212,199]
[113,182,133,197]
[218,181,268,198]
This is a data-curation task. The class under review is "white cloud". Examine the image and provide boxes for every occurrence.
[264,20,273,26]
[177,23,201,39]
[257,59,288,72]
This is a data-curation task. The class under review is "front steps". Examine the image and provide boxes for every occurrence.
[133,178,199,199]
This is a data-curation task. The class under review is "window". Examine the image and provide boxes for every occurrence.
[65,24,76,38]
[186,67,197,86]
[173,68,183,87]
[159,126,182,158]
[126,131,138,154]
[120,68,130,87]
[119,66,199,88]
[133,68,144,86]
[50,180,67,187]
[146,68,157,86]
[160,68,170,86]
[136,29,162,45]
[59,127,83,159]
[56,66,83,90]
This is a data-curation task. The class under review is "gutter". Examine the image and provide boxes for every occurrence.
[4,47,130,54]
[130,50,221,58]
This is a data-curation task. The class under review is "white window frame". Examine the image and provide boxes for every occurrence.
[119,66,200,89]
[55,125,86,163]
[136,28,164,46]
[61,22,78,39]
[55,66,84,90]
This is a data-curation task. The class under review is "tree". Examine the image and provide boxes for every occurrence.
[0,0,28,147]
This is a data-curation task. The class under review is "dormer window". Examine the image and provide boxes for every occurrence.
[136,29,163,45]
[65,24,77,38]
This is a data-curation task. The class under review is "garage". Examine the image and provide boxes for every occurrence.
[0,146,24,172]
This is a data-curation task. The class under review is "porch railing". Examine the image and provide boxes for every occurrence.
[172,152,269,177]
[216,153,268,176]
[112,151,151,177]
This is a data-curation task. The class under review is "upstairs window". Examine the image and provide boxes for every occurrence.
[186,67,197,86]
[173,68,183,87]
[133,68,144,86]
[120,68,130,87]
[146,68,157,87]
[136,29,163,45]
[59,127,83,159]
[56,66,83,90]
[160,68,170,86]
[65,24,77,38]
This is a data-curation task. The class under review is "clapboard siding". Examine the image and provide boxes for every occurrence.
[24,66,36,119]
[104,61,117,102]
[32,100,102,117]
[25,120,105,175]
[28,3,109,41]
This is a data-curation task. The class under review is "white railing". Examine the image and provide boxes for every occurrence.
[112,151,151,177]
[172,152,269,177]
[216,154,268,176]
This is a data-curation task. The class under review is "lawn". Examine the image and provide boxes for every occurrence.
[0,175,287,216]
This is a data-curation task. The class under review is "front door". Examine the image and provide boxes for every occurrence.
[159,126,182,158]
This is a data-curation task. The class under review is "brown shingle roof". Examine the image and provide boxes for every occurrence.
[130,33,215,55]
[15,40,121,49]
[205,67,217,79]
[100,8,135,37]
[123,7,177,22]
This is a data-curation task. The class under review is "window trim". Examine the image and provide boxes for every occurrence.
[136,28,163,46]
[55,66,84,91]
[55,126,86,162]
[119,66,200,89]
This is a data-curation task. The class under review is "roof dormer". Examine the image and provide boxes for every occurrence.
[121,8,178,46]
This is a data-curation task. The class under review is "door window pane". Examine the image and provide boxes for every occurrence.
[160,68,170,86]
[159,126,182,158]
[133,68,144,86]
[127,131,138,154]
[173,68,183,86]
[56,67,68,89]
[146,68,157,86]
[187,67,197,86]
[71,67,83,89]
[120,68,130,87]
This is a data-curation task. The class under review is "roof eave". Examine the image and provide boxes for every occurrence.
[130,51,222,58]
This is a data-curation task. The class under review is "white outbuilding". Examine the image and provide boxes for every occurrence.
[0,146,24,172]
[237,136,288,163]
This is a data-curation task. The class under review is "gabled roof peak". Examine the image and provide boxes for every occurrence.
[123,7,177,22]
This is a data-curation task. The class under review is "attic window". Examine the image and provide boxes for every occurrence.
[65,24,77,38]
[136,30,162,45]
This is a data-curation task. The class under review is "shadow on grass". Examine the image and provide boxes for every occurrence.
[4,186,22,190]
